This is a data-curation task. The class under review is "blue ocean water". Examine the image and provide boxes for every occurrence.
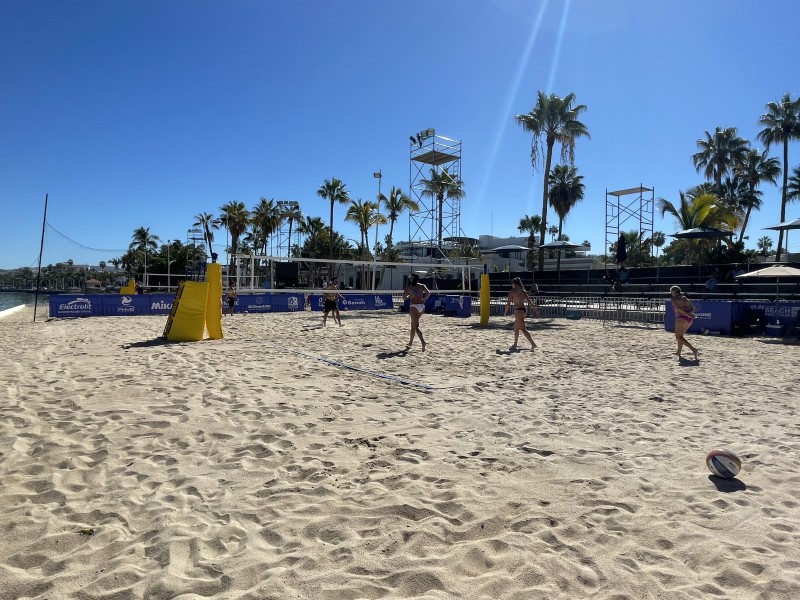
[0,291,48,310]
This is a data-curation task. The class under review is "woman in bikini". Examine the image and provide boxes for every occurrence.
[504,277,539,350]
[670,285,699,359]
[402,273,431,351]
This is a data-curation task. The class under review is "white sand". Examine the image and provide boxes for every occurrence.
[2,305,800,599]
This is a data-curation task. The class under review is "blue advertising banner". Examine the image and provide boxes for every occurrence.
[234,293,305,313]
[308,294,394,311]
[50,294,176,318]
[401,295,472,317]
[664,299,733,335]
[49,293,307,318]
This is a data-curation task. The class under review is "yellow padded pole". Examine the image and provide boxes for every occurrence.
[205,263,223,339]
[166,281,208,342]
[480,273,490,326]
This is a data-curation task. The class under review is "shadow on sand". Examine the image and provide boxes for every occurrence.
[708,474,747,492]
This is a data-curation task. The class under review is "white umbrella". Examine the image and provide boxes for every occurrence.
[539,241,587,282]
[764,217,800,230]
[737,264,800,299]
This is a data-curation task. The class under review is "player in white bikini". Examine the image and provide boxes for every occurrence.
[402,273,431,351]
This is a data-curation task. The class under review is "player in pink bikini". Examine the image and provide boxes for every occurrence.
[670,285,699,359]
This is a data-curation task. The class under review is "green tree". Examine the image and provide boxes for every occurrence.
[658,192,738,264]
[652,231,666,259]
[219,201,250,277]
[757,235,774,257]
[129,226,160,277]
[733,149,781,243]
[518,214,541,270]
[515,91,590,271]
[757,93,800,261]
[785,165,800,208]
[547,164,585,272]
[281,202,303,258]
[317,178,350,261]
[691,126,749,196]
[382,186,418,250]
[251,197,283,255]
[193,212,220,259]
[419,167,465,250]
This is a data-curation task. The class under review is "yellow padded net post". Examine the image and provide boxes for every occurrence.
[479,273,490,326]
[120,279,136,294]
[165,281,208,342]
[205,263,223,339]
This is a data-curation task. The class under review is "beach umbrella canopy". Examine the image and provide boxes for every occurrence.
[670,227,734,239]
[539,240,586,250]
[486,244,530,271]
[487,244,531,253]
[764,217,800,231]
[736,264,800,299]
[539,241,587,281]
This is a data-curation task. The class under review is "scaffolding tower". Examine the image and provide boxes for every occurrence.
[408,129,463,261]
[273,200,302,257]
[605,185,655,264]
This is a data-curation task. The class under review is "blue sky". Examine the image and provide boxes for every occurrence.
[2,0,799,270]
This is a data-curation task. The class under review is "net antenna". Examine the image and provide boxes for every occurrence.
[408,129,465,264]
[605,185,654,265]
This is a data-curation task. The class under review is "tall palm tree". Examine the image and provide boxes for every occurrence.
[251,198,283,255]
[547,164,585,272]
[317,178,350,261]
[757,93,800,261]
[515,91,590,271]
[193,212,220,259]
[733,149,780,243]
[691,127,749,196]
[281,202,303,258]
[652,231,666,259]
[219,200,250,278]
[419,168,465,251]
[129,226,160,279]
[518,214,541,270]
[382,186,418,249]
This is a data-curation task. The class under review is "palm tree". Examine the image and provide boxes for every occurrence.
[548,225,559,241]
[733,149,780,243]
[757,235,774,257]
[129,226,160,280]
[382,186,418,249]
[251,198,283,255]
[547,164,585,272]
[419,168,465,251]
[658,192,738,264]
[518,214,541,270]
[193,212,220,259]
[219,201,250,278]
[317,178,350,261]
[515,91,590,271]
[345,199,385,287]
[757,93,800,261]
[652,231,666,259]
[786,165,800,205]
[281,202,303,258]
[691,127,749,196]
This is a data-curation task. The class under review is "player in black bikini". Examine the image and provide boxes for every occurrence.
[504,277,539,350]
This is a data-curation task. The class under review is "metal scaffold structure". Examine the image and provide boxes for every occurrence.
[408,128,463,262]
[605,185,655,263]
[273,200,301,257]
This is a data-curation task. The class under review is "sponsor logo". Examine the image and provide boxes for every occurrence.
[117,307,135,314]
[121,296,132,305]
[59,297,92,312]
[151,301,173,310]
[246,304,272,312]
[374,296,387,308]
[288,296,299,309]
[694,312,712,319]
[343,298,367,307]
